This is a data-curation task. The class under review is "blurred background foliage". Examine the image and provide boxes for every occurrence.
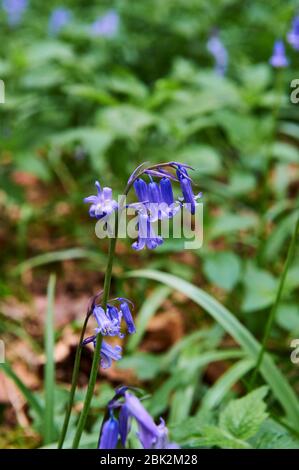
[0,0,299,449]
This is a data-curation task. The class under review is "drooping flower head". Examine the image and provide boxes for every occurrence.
[2,0,27,26]
[99,388,179,449]
[84,180,118,219]
[82,298,135,369]
[269,40,289,68]
[48,7,71,36]
[99,412,119,449]
[207,31,228,75]
[287,15,299,50]
[91,10,119,38]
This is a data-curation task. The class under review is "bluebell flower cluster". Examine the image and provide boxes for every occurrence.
[48,7,71,36]
[83,299,135,369]
[2,0,27,26]
[207,32,228,75]
[91,10,119,38]
[131,162,201,251]
[99,388,179,449]
[269,40,289,68]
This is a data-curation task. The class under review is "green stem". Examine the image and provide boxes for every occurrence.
[250,213,299,388]
[57,310,92,448]
[72,233,118,449]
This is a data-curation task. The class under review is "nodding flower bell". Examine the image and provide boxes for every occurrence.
[99,413,119,449]
[100,341,122,369]
[132,212,163,251]
[99,388,179,449]
[269,40,289,68]
[84,181,118,220]
[176,165,201,214]
[119,299,136,334]
[287,16,299,50]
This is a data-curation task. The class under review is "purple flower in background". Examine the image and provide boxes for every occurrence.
[100,341,122,369]
[99,413,119,449]
[2,0,27,26]
[84,181,118,220]
[269,40,289,68]
[207,32,228,75]
[48,7,71,36]
[91,9,119,38]
[287,15,299,50]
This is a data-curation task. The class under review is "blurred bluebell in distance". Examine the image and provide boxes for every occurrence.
[91,9,119,38]
[287,15,299,50]
[2,0,27,26]
[207,32,228,75]
[48,7,71,36]
[269,40,289,68]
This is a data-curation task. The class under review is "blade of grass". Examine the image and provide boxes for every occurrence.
[250,214,299,388]
[201,358,254,410]
[0,362,43,417]
[11,248,105,276]
[126,269,299,427]
[127,285,171,352]
[44,274,56,445]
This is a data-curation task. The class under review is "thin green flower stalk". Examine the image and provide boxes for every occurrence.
[58,305,93,448]
[250,212,299,388]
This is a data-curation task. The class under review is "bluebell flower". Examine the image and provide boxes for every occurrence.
[124,392,160,448]
[2,0,27,26]
[48,7,71,36]
[287,16,299,50]
[99,413,119,449]
[119,299,136,334]
[269,40,289,68]
[99,389,179,449]
[84,181,118,219]
[134,178,149,203]
[91,10,119,38]
[119,404,130,446]
[132,212,163,251]
[93,305,123,338]
[176,165,201,215]
[207,32,228,75]
[100,341,122,369]
[82,336,122,369]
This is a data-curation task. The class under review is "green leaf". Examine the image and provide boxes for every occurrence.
[126,269,299,426]
[117,352,161,380]
[176,145,221,176]
[219,387,268,440]
[242,262,278,312]
[200,425,251,449]
[276,303,299,334]
[203,252,241,291]
[210,212,258,239]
